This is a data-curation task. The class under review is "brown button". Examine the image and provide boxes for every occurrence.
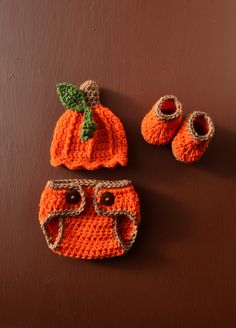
[100,192,115,206]
[65,190,81,204]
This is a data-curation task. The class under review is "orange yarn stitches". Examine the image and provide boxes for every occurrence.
[50,80,128,170]
[39,179,140,259]
[172,111,215,163]
[141,95,183,145]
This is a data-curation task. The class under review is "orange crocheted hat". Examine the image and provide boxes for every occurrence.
[50,80,128,170]
[39,179,140,259]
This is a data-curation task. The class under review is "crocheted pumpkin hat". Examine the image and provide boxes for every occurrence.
[39,179,140,259]
[50,80,128,170]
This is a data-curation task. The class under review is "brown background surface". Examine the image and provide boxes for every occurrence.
[1,0,236,327]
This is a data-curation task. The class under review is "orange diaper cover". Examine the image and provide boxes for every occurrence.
[39,179,140,259]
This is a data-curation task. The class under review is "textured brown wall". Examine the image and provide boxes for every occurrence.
[1,0,236,327]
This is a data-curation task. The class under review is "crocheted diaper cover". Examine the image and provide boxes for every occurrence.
[50,80,128,170]
[39,179,140,259]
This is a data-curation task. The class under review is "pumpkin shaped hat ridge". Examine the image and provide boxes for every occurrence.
[50,80,128,170]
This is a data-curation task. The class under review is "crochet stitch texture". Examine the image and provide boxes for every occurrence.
[39,179,140,259]
[141,95,183,145]
[50,80,128,170]
[172,111,215,163]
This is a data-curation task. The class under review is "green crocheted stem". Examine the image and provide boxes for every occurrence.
[81,106,97,141]
[56,83,96,141]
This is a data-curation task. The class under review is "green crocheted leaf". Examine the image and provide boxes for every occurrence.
[56,82,97,142]
[56,83,87,112]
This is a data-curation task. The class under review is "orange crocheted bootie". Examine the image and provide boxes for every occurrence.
[50,80,128,170]
[172,111,215,163]
[39,179,140,260]
[141,95,183,145]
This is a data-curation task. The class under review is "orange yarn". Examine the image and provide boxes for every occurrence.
[141,95,183,145]
[50,81,128,170]
[172,111,215,163]
[39,179,140,260]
